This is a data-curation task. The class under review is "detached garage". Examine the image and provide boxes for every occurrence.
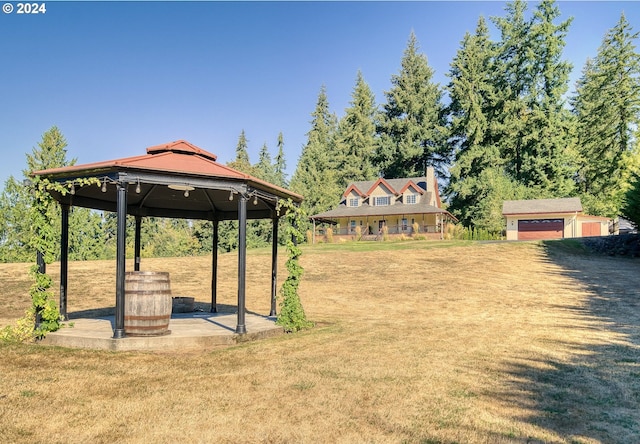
[503,198,610,241]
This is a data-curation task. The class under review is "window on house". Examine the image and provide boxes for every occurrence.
[349,197,359,207]
[406,194,416,204]
[402,218,408,231]
[350,220,356,232]
[374,196,390,206]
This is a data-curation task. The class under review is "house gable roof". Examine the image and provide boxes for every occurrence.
[398,180,425,195]
[343,184,366,198]
[502,198,583,215]
[366,177,398,196]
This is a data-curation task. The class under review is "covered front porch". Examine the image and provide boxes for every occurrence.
[310,212,457,242]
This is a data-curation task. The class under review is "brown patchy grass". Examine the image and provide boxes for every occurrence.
[1,240,639,443]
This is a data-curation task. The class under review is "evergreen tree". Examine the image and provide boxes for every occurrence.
[622,169,640,228]
[492,0,576,195]
[274,132,287,187]
[572,13,640,217]
[520,0,576,196]
[446,17,506,230]
[376,32,447,178]
[335,70,378,186]
[256,142,276,184]
[492,0,531,182]
[290,85,341,219]
[0,127,77,262]
[228,130,253,174]
[68,208,108,260]
[0,176,33,262]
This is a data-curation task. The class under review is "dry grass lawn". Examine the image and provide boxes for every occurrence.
[1,240,639,443]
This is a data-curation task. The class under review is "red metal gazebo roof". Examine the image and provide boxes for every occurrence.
[33,139,302,221]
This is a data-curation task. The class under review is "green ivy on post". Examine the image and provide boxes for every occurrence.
[275,199,313,333]
[28,177,98,338]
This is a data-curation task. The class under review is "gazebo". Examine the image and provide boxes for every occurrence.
[32,140,303,338]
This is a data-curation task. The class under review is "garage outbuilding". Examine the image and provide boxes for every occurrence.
[502,198,610,241]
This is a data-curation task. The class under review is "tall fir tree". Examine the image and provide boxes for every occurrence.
[256,142,276,184]
[376,32,448,178]
[0,127,109,262]
[446,17,517,231]
[290,85,341,219]
[520,0,576,196]
[274,132,287,187]
[492,0,532,183]
[228,129,253,174]
[491,0,576,196]
[572,13,640,217]
[335,70,379,187]
[522,0,576,197]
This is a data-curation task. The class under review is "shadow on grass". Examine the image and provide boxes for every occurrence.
[494,240,640,443]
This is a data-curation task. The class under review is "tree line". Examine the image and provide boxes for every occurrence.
[0,127,289,263]
[291,0,640,235]
[1,0,639,263]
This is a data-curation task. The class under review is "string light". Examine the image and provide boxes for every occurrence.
[135,180,141,194]
[101,178,107,193]
[229,190,234,201]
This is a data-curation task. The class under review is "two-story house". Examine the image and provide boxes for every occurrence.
[309,167,457,241]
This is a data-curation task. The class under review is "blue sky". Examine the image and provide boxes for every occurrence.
[1,1,638,187]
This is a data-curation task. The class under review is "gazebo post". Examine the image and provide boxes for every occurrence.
[59,203,70,321]
[134,216,142,271]
[211,218,218,313]
[113,182,128,339]
[236,194,247,334]
[270,214,278,316]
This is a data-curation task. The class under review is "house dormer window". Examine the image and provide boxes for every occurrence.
[374,196,390,206]
[406,194,417,205]
[349,197,359,207]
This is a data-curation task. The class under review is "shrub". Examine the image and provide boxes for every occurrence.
[0,309,37,343]
[326,227,334,243]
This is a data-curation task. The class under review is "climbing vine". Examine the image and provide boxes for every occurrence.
[275,199,313,333]
[2,176,98,341]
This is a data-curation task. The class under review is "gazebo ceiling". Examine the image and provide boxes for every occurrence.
[32,140,303,221]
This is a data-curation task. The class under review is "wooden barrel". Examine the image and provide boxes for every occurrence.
[124,271,172,336]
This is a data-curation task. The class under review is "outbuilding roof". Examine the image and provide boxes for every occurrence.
[502,197,583,215]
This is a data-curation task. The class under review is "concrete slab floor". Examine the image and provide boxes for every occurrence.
[40,312,284,352]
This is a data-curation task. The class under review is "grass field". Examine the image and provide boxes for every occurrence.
[1,240,639,443]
